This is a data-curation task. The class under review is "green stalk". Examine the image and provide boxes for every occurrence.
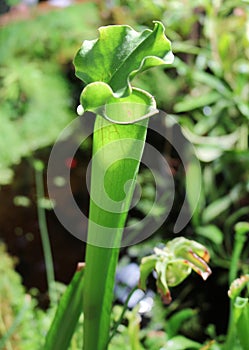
[109,287,138,344]
[229,224,248,285]
[83,116,148,350]
[34,160,56,305]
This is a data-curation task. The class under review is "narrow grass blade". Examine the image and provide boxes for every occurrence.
[43,268,84,350]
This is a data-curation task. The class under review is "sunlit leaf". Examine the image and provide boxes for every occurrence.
[74,21,173,96]
[74,21,173,122]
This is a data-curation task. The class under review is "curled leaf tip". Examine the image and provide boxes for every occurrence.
[186,251,212,280]
[228,274,249,299]
[76,262,86,272]
[200,248,210,263]
[199,269,212,281]
[74,21,173,124]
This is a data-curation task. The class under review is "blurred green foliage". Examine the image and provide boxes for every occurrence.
[0,2,100,184]
[0,244,48,349]
[100,0,249,273]
[99,0,249,347]
[0,244,84,349]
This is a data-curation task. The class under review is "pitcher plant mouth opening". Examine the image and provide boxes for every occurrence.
[77,85,159,124]
[77,103,159,125]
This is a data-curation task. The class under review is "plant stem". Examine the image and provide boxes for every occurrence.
[229,223,248,285]
[83,115,148,350]
[108,287,138,345]
[34,160,56,305]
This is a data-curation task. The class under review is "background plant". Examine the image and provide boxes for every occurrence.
[99,0,249,339]
[0,2,100,184]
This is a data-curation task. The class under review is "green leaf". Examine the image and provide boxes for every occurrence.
[139,255,158,291]
[74,21,173,97]
[193,71,232,99]
[44,268,84,350]
[195,225,223,245]
[155,259,172,304]
[167,309,196,339]
[162,335,201,350]
[181,128,239,149]
[180,126,239,162]
[185,157,202,227]
[202,187,240,223]
[174,91,221,113]
[74,21,173,123]
[165,261,191,287]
